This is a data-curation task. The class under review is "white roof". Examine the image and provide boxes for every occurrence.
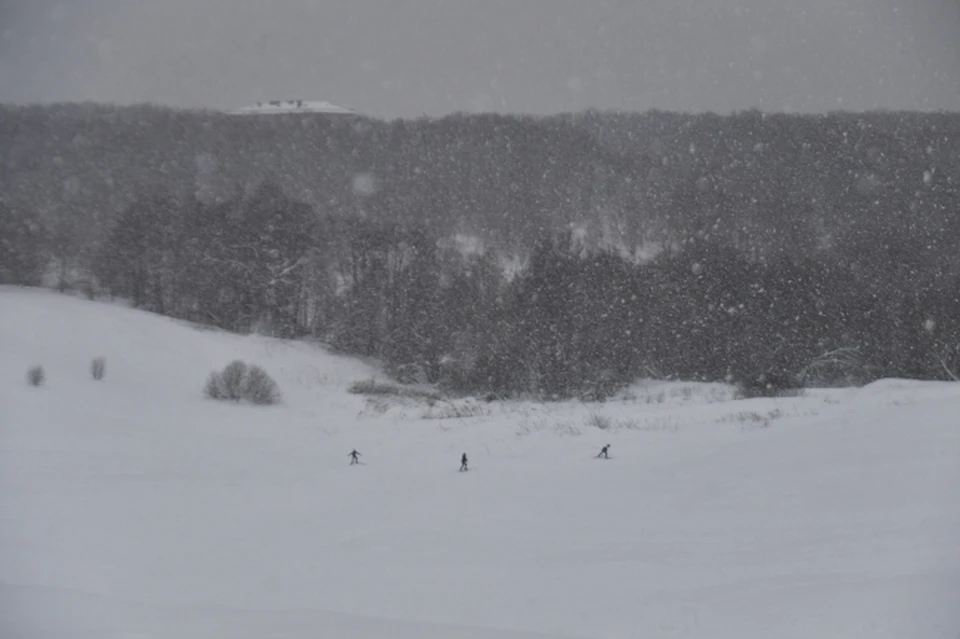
[227,100,355,116]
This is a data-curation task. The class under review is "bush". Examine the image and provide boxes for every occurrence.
[348,377,442,401]
[585,413,612,430]
[90,357,106,380]
[26,365,45,387]
[204,360,281,405]
[717,408,784,431]
[421,402,490,419]
[348,378,398,395]
[203,371,225,400]
[219,360,249,401]
[736,372,802,398]
[245,365,282,405]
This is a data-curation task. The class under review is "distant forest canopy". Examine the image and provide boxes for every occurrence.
[2,102,960,397]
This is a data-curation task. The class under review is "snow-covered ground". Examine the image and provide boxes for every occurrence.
[227,100,355,116]
[2,287,959,638]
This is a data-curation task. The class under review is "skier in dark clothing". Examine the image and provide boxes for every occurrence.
[349,449,361,465]
[459,452,468,472]
[597,444,610,459]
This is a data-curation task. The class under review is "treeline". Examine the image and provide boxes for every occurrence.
[2,103,960,395]
[45,180,960,398]
[3,103,960,269]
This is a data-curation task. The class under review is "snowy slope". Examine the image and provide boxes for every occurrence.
[2,287,959,638]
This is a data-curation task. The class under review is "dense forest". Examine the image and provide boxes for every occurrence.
[2,103,960,397]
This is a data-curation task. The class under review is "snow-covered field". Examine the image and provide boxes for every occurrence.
[2,287,959,638]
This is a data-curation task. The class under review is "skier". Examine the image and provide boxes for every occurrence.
[349,449,361,465]
[459,452,468,472]
[597,444,610,459]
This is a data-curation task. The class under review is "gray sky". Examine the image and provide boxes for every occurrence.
[1,0,958,118]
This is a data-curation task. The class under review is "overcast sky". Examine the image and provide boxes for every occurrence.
[1,0,958,118]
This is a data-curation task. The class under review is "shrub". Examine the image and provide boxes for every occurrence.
[204,360,281,405]
[585,413,612,430]
[90,357,106,380]
[348,378,442,401]
[348,378,398,395]
[219,360,249,401]
[26,365,45,387]
[717,408,784,431]
[203,371,225,400]
[421,402,490,419]
[245,365,282,405]
[736,372,802,398]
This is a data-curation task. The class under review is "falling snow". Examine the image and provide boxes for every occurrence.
[2,4,960,638]
[352,172,377,197]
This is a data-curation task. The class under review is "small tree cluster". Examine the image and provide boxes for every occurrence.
[204,360,281,405]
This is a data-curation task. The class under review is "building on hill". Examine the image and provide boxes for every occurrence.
[227,100,357,117]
